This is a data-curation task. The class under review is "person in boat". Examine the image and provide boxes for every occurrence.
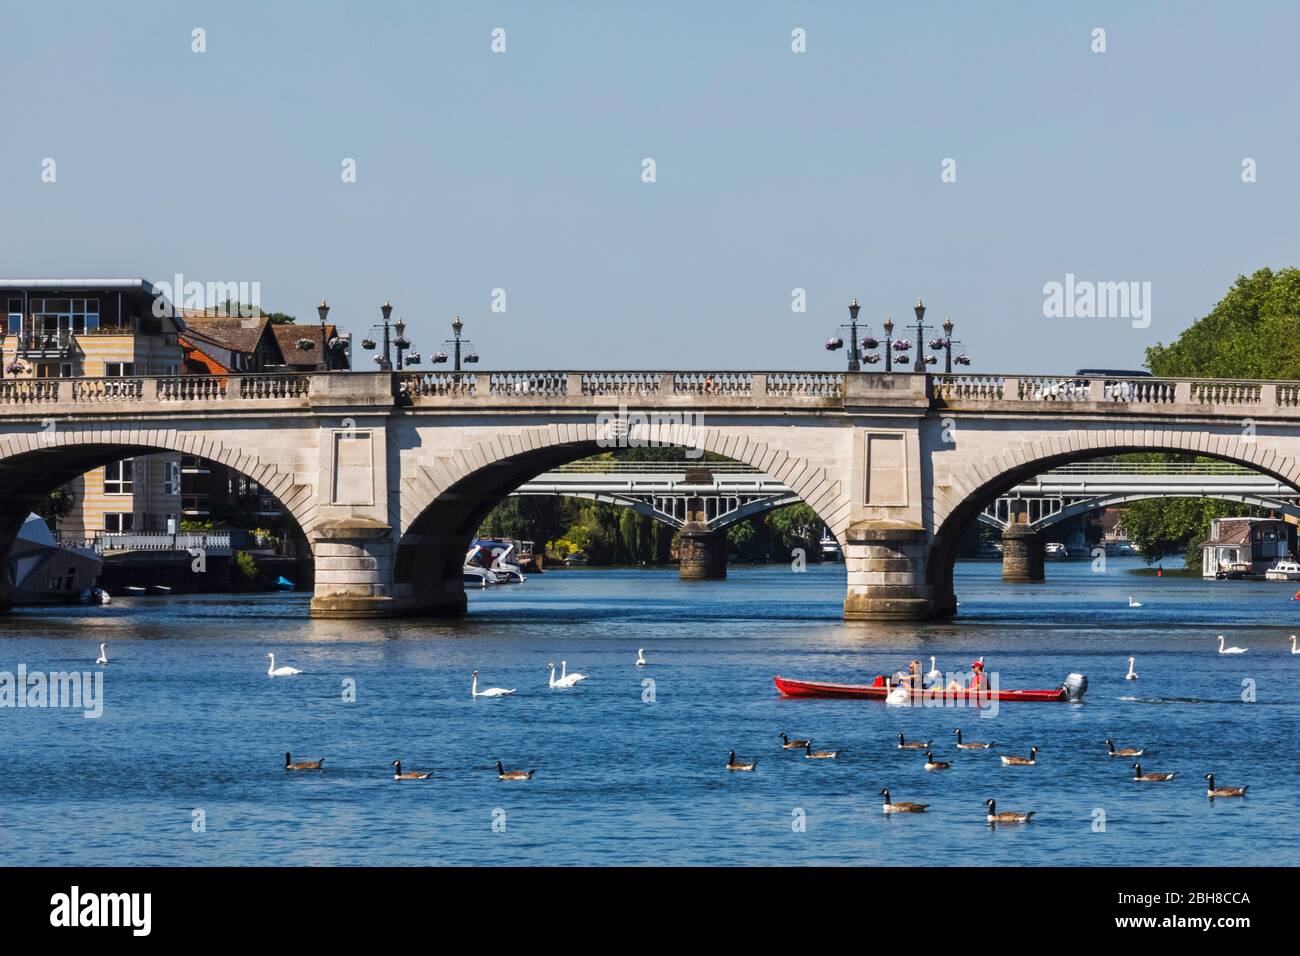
[893,660,923,690]
[946,659,986,692]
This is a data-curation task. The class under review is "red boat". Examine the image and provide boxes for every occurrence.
[773,674,1087,703]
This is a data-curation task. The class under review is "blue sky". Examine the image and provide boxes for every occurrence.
[3,1,1298,372]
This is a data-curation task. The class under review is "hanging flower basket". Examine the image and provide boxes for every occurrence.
[5,361,26,375]
[892,339,911,351]
[861,336,879,350]
[404,352,421,366]
[862,353,881,365]
[824,336,844,351]
[296,338,316,351]
[465,352,480,363]
[955,354,972,366]
[328,336,345,351]
[924,354,938,365]
[361,337,376,350]
[394,336,410,349]
[433,351,449,364]
[929,338,947,351]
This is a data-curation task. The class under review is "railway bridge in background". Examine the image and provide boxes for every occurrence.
[5,369,1300,619]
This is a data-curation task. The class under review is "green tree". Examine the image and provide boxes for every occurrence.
[1119,498,1260,568]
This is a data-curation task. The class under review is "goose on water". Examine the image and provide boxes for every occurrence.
[392,760,432,780]
[986,799,1034,823]
[880,788,928,813]
[95,643,108,665]
[1001,746,1039,766]
[1216,635,1248,655]
[953,728,994,749]
[726,750,757,772]
[636,648,647,666]
[496,760,534,781]
[1106,738,1144,757]
[1125,656,1138,681]
[285,752,323,771]
[1132,762,1176,782]
[923,751,951,771]
[266,653,301,677]
[779,732,812,750]
[896,733,931,750]
[472,671,516,698]
[803,743,841,760]
[1205,773,1247,798]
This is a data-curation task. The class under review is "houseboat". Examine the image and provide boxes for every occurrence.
[1202,516,1296,579]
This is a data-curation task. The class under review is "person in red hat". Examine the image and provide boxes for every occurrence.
[947,659,986,692]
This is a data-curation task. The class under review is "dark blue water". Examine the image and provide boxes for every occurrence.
[2,558,1296,866]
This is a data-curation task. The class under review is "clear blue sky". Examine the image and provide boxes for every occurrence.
[3,1,1298,372]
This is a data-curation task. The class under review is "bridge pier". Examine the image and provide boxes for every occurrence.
[1001,525,1045,582]
[843,523,934,621]
[678,522,727,579]
[309,518,411,618]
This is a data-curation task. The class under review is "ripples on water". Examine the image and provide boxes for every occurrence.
[1,558,1296,866]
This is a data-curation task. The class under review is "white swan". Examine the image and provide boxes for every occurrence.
[1125,656,1138,681]
[95,642,108,665]
[266,653,301,677]
[1290,635,1299,655]
[1128,595,1143,608]
[636,648,647,666]
[547,662,572,689]
[557,660,587,686]
[925,656,941,682]
[1216,635,1248,655]
[472,670,515,698]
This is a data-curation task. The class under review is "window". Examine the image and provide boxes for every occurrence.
[104,512,135,533]
[104,459,134,495]
[163,460,181,496]
[27,296,99,334]
[7,298,20,333]
[161,362,179,376]
[104,362,135,377]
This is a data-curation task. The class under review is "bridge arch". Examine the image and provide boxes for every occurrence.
[393,419,851,613]
[0,427,317,606]
[928,428,1300,612]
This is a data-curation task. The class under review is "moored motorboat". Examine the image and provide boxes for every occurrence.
[773,673,1087,703]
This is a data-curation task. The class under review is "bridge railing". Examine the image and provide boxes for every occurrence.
[934,373,1299,409]
[0,373,313,406]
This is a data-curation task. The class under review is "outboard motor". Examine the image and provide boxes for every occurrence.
[1061,673,1088,702]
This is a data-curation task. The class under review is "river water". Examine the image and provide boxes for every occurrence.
[2,558,1296,866]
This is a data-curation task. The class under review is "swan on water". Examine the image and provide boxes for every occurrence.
[95,643,108,665]
[1216,635,1248,655]
[547,662,574,689]
[925,656,941,682]
[636,648,647,666]
[1128,595,1143,608]
[266,653,301,677]
[472,671,515,697]
[1125,656,1138,680]
[1290,635,1299,655]
[557,660,587,686]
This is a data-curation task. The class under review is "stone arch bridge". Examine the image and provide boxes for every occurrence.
[3,369,1299,619]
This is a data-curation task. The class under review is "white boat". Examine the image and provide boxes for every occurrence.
[819,530,842,561]
[1265,559,1300,581]
[462,564,498,588]
[7,514,102,605]
[1044,542,1069,560]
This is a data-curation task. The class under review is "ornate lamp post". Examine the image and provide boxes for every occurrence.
[358,301,395,369]
[394,318,412,371]
[316,299,330,371]
[910,299,938,373]
[824,298,885,370]
[882,315,894,372]
[433,315,479,372]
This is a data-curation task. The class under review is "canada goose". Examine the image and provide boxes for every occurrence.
[880,788,928,813]
[925,656,942,682]
[284,752,323,771]
[726,750,757,772]
[1204,773,1247,798]
[1216,635,1248,655]
[1125,657,1138,681]
[779,732,811,750]
[266,653,301,677]
[95,642,107,665]
[1128,595,1143,608]
[392,760,432,780]
[636,648,647,666]
[557,660,587,686]
[496,760,534,781]
[1131,762,1175,782]
[1001,746,1039,766]
[803,743,841,759]
[1289,635,1299,655]
[1105,738,1144,758]
[472,671,516,698]
[953,728,994,749]
[896,733,931,750]
[985,799,1034,823]
[923,751,951,771]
